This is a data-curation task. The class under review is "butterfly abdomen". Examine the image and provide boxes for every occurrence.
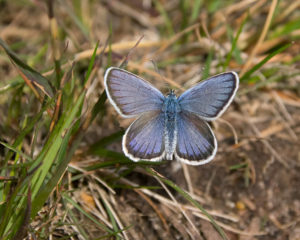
[163,92,180,160]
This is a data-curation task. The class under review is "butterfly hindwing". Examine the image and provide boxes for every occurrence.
[123,111,165,161]
[178,72,239,121]
[175,111,217,165]
[104,67,165,118]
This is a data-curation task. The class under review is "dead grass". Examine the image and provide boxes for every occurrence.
[0,0,299,239]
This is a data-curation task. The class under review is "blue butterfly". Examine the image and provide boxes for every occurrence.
[104,67,239,165]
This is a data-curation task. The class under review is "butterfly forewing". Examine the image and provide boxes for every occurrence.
[175,111,217,165]
[178,72,239,121]
[123,111,165,161]
[104,67,165,118]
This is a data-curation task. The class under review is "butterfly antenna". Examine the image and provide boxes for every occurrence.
[119,35,144,69]
[151,60,170,93]
[97,36,110,68]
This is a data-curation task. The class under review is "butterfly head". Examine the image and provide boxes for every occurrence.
[167,89,176,97]
[163,89,180,114]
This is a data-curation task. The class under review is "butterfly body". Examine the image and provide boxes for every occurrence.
[104,67,239,165]
[163,91,180,160]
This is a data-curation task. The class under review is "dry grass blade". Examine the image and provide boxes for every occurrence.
[216,118,239,144]
[68,163,115,194]
[154,175,201,239]
[95,186,130,240]
[134,189,170,232]
[240,0,278,76]
[153,23,200,55]
[181,163,194,195]
[127,61,184,90]
[111,171,263,237]
[241,108,290,169]
[108,1,154,28]
[74,40,165,63]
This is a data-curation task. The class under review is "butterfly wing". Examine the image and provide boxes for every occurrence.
[104,67,165,118]
[123,110,165,161]
[178,72,239,121]
[175,111,217,165]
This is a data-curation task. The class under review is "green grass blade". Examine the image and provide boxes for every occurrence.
[0,141,33,161]
[86,151,164,171]
[179,0,189,34]
[84,41,99,85]
[229,162,248,170]
[190,0,202,23]
[62,193,118,235]
[0,38,54,98]
[30,91,86,199]
[2,100,52,167]
[31,127,72,216]
[95,226,131,240]
[62,2,89,38]
[102,200,120,240]
[271,18,300,38]
[154,0,174,36]
[208,0,222,13]
[241,43,291,82]
[64,204,90,239]
[0,77,24,94]
[223,15,247,70]
[91,90,107,122]
[89,130,124,150]
[202,48,214,80]
[0,168,35,237]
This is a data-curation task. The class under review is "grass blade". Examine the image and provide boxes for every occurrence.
[0,38,54,98]
[62,193,118,235]
[0,141,33,161]
[241,43,291,82]
[154,0,174,36]
[202,48,214,80]
[223,15,247,70]
[190,0,202,23]
[84,41,99,85]
[146,168,229,240]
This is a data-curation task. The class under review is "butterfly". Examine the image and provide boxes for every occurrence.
[104,67,239,165]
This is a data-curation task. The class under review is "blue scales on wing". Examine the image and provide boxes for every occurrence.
[123,111,165,161]
[175,111,217,165]
[178,72,239,121]
[104,67,165,118]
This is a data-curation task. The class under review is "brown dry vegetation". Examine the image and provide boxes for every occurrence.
[0,0,300,240]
